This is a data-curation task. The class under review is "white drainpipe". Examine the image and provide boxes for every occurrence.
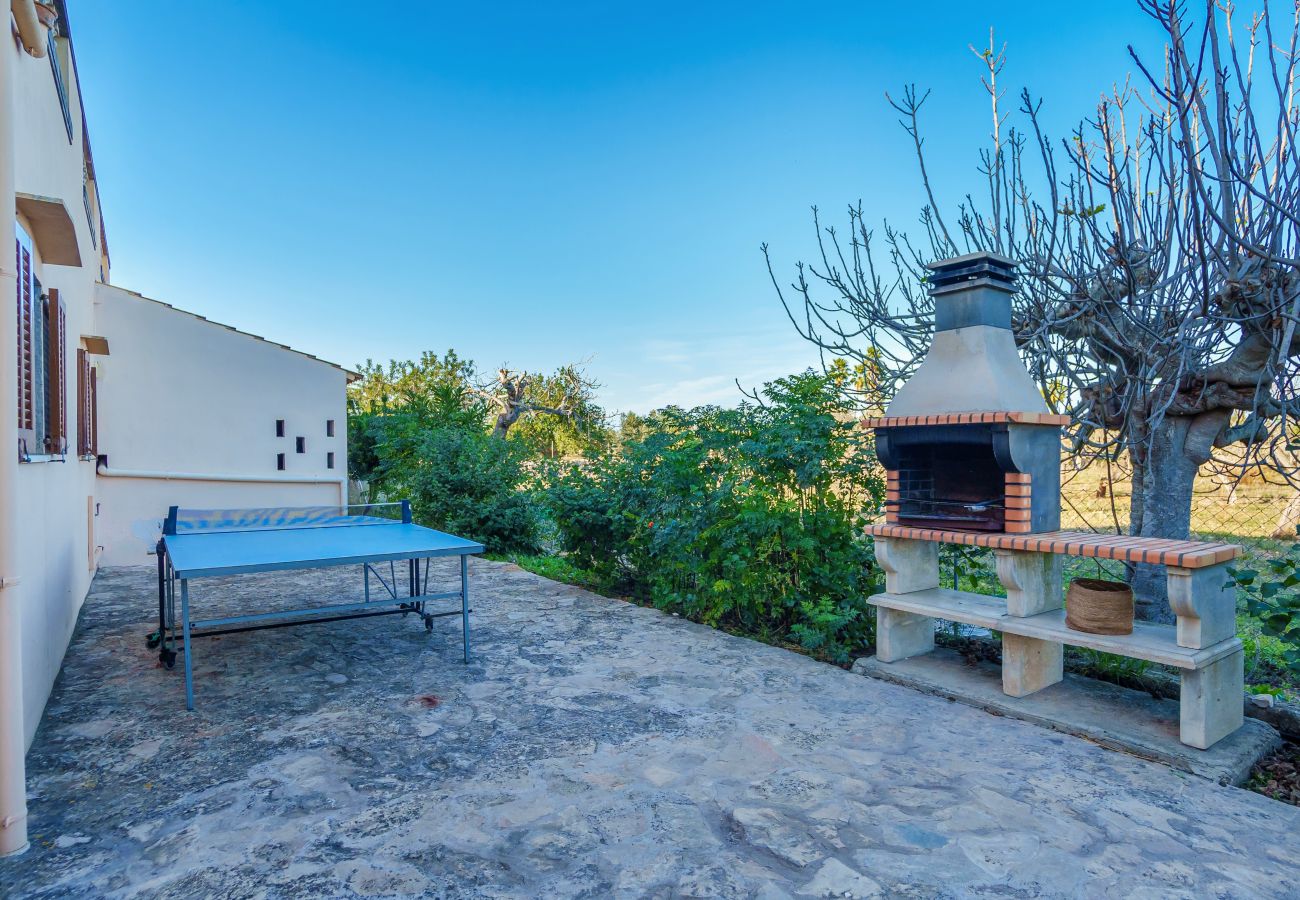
[0,15,30,857]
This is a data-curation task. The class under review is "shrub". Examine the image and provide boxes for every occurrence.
[346,351,543,553]
[1231,533,1300,679]
[542,452,640,582]
[406,427,541,553]
[367,416,540,554]
[544,371,884,662]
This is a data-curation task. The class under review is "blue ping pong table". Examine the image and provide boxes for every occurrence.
[153,501,484,709]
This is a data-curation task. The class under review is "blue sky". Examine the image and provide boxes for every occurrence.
[72,1,1163,414]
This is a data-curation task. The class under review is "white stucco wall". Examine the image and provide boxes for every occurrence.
[6,16,351,753]
[93,283,350,566]
[10,28,104,746]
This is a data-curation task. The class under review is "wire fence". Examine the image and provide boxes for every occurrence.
[920,462,1299,594]
[1059,463,1299,563]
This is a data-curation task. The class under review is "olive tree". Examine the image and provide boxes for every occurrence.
[473,364,605,450]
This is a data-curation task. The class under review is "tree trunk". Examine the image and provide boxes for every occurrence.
[1129,416,1199,624]
[1128,455,1146,543]
[491,406,522,440]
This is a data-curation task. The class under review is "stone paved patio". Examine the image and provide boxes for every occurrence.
[2,559,1299,898]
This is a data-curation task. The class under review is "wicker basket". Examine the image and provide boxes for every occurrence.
[1065,578,1134,635]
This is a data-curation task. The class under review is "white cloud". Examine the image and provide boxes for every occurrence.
[604,325,822,414]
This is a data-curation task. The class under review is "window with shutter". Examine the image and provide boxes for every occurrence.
[76,348,97,458]
[76,348,87,456]
[33,286,46,446]
[45,289,66,453]
[15,230,36,458]
[88,362,98,457]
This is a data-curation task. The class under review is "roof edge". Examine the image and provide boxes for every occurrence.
[101,283,360,380]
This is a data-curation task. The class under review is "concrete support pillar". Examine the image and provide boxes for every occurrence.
[1000,633,1063,697]
[1180,648,1244,750]
[993,549,1061,617]
[874,538,938,594]
[872,539,938,664]
[994,550,1062,698]
[1167,564,1237,650]
[875,608,935,663]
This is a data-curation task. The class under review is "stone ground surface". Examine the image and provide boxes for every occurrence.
[851,648,1280,786]
[1,560,1298,899]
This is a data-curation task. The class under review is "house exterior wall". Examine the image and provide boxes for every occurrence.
[4,5,351,768]
[9,12,105,748]
[93,284,348,565]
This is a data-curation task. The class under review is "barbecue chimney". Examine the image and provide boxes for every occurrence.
[886,252,1046,417]
[870,252,1064,534]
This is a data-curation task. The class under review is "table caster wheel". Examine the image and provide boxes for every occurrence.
[424,615,434,632]
[146,630,162,650]
[161,649,177,670]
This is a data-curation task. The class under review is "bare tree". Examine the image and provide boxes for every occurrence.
[474,365,599,441]
[765,2,1300,621]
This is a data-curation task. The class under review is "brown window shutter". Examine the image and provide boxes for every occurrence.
[45,289,67,453]
[15,238,35,455]
[76,348,87,455]
[89,361,98,456]
[76,348,97,457]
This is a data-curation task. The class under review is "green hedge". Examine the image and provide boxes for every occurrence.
[543,372,883,662]
[354,406,541,554]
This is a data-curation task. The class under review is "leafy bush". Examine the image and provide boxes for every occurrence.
[348,351,488,488]
[358,411,540,553]
[543,371,884,662]
[346,351,543,553]
[401,427,541,553]
[1231,533,1300,678]
[542,451,641,581]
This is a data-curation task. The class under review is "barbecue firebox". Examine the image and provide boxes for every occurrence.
[867,253,1066,535]
[881,424,1012,531]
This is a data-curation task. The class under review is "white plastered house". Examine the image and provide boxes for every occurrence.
[0,1,353,855]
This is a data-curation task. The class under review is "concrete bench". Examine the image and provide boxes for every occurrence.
[864,525,1244,750]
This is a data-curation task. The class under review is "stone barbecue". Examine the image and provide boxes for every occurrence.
[862,252,1248,752]
[868,253,1067,534]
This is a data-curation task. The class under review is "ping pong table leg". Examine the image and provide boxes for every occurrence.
[460,554,470,663]
[155,540,166,656]
[181,578,195,711]
[164,558,178,668]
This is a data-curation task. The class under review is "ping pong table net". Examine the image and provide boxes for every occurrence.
[164,502,410,535]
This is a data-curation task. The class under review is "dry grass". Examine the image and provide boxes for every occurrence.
[1061,463,1297,548]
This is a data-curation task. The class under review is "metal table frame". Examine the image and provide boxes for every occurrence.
[153,500,483,710]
